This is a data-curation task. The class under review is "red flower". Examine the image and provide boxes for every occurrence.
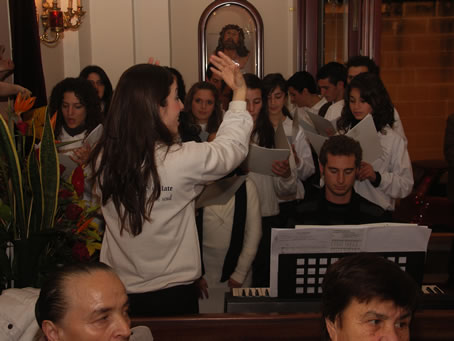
[71,166,84,197]
[72,241,90,262]
[59,189,73,199]
[16,121,28,135]
[65,203,83,220]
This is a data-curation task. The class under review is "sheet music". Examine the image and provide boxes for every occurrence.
[306,111,337,137]
[301,114,382,163]
[295,108,317,132]
[195,175,246,209]
[244,145,290,176]
[346,114,382,163]
[269,223,431,297]
[297,116,318,135]
[305,131,328,156]
[84,124,103,147]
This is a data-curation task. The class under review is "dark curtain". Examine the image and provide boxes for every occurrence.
[9,0,47,107]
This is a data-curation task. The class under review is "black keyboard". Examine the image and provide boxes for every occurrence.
[225,285,454,313]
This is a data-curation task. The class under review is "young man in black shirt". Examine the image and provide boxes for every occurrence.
[291,135,386,225]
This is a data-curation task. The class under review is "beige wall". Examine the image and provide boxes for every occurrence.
[38,0,171,97]
[38,0,297,97]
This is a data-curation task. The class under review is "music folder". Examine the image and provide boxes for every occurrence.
[270,223,431,298]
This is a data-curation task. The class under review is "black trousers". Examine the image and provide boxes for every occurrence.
[128,282,199,317]
[252,215,281,287]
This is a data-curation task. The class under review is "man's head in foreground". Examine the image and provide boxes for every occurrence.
[35,262,131,341]
[322,253,419,341]
[319,135,362,204]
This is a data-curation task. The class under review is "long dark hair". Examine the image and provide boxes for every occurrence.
[165,66,186,102]
[262,73,292,119]
[89,64,174,236]
[49,77,102,138]
[337,72,395,133]
[244,73,274,148]
[79,65,114,115]
[184,81,223,134]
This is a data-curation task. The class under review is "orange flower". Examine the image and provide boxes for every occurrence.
[14,92,36,115]
[76,217,94,234]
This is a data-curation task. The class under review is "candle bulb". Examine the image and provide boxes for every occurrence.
[68,0,73,8]
[77,0,81,7]
[49,10,63,29]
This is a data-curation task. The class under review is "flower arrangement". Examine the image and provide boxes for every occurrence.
[0,93,103,289]
[55,164,103,263]
[0,93,59,288]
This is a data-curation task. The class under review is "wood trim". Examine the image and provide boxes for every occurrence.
[132,310,454,341]
[348,0,361,57]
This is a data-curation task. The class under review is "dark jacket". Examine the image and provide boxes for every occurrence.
[288,187,386,226]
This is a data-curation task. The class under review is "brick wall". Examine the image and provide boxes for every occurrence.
[380,0,454,161]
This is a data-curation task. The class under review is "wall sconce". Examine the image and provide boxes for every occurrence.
[39,0,86,44]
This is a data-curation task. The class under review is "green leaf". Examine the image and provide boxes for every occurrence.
[27,120,43,234]
[0,115,26,239]
[0,202,12,225]
[39,107,59,230]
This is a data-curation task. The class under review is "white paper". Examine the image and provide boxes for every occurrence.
[296,109,317,132]
[84,124,103,147]
[58,153,78,178]
[297,116,318,135]
[306,111,337,137]
[301,114,382,164]
[305,131,328,156]
[345,114,382,163]
[195,175,246,209]
[269,223,431,297]
[244,145,290,176]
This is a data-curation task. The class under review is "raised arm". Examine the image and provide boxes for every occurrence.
[209,51,246,102]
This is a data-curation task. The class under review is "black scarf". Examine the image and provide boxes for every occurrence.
[63,122,86,137]
[220,180,247,282]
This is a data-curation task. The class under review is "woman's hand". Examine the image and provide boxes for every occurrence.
[195,277,209,299]
[272,159,291,178]
[357,161,376,182]
[209,51,246,101]
[70,143,91,166]
[228,278,242,288]
[147,57,160,65]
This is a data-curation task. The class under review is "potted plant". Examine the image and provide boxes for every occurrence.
[0,93,59,289]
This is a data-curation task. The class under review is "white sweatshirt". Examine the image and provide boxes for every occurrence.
[100,101,253,293]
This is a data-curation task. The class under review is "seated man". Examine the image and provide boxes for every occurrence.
[290,135,385,225]
[322,253,420,341]
[35,262,152,341]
